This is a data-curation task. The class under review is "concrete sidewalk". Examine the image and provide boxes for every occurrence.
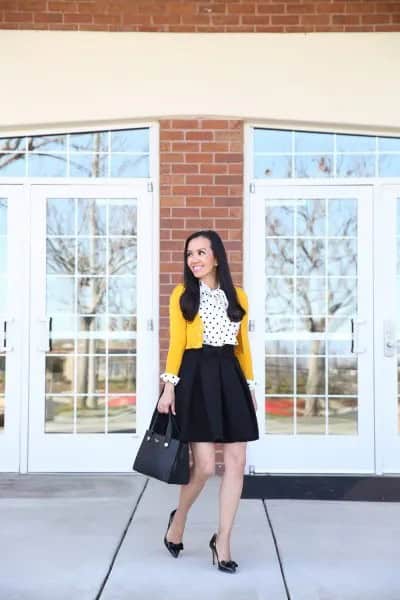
[1,474,400,600]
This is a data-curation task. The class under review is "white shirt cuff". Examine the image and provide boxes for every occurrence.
[246,379,257,391]
[160,372,180,386]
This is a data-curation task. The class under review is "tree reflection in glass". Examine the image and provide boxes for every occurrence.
[45,197,137,432]
[265,197,358,434]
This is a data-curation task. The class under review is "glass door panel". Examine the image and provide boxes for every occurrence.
[247,185,374,473]
[0,186,27,471]
[29,184,155,471]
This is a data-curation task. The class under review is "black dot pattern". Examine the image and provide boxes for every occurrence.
[198,280,240,346]
[160,280,257,390]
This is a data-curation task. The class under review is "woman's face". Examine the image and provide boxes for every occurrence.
[186,236,218,282]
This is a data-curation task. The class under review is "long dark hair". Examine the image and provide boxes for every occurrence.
[179,230,246,323]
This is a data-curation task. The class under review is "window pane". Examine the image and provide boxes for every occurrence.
[47,198,75,236]
[70,153,108,177]
[378,137,400,152]
[47,239,76,274]
[254,155,292,178]
[70,132,108,152]
[296,198,326,236]
[111,129,149,152]
[46,356,74,393]
[296,239,325,276]
[0,137,26,152]
[45,396,74,433]
[28,134,66,151]
[78,199,107,236]
[328,397,357,434]
[78,238,107,275]
[296,357,325,394]
[266,397,294,434]
[295,131,333,153]
[0,154,26,176]
[297,397,326,434]
[109,200,137,235]
[327,240,357,276]
[108,395,135,433]
[266,239,294,276]
[110,155,149,177]
[328,198,357,237]
[336,154,375,177]
[254,129,292,153]
[379,155,400,177]
[76,396,105,433]
[295,155,333,177]
[265,203,295,236]
[28,154,67,177]
[266,357,294,394]
[266,278,294,314]
[47,277,75,313]
[336,134,375,152]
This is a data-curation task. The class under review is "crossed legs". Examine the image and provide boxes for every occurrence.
[166,440,247,562]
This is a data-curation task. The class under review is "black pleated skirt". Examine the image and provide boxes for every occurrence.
[172,344,259,443]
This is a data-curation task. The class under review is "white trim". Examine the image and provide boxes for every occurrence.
[247,120,400,139]
[0,121,158,140]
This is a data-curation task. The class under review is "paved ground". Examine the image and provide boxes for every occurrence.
[1,473,400,600]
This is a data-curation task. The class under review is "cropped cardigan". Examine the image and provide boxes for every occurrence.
[163,283,255,383]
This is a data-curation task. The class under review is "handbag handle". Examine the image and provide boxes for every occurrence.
[148,386,181,443]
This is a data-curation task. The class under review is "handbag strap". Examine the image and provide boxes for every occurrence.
[148,386,181,441]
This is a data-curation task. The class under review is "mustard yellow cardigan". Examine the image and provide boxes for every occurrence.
[164,283,254,381]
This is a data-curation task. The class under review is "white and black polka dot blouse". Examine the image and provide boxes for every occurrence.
[160,279,257,390]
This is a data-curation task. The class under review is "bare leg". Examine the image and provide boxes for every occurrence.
[166,441,215,544]
[215,442,247,562]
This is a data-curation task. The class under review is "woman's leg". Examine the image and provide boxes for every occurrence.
[216,442,247,561]
[166,441,215,544]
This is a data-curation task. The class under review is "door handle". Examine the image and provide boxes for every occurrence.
[350,318,366,354]
[38,317,53,352]
[384,320,398,357]
[1,319,14,352]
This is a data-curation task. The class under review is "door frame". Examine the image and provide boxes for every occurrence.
[244,181,376,474]
[27,181,156,471]
[374,184,400,474]
[0,184,30,471]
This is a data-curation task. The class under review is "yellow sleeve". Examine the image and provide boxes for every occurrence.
[164,284,187,377]
[234,288,255,381]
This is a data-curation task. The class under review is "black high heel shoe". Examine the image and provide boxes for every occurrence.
[164,509,184,558]
[209,533,238,573]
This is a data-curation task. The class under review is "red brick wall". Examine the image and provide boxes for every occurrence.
[159,118,243,472]
[1,0,400,32]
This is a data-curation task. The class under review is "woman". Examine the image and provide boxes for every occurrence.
[157,229,259,573]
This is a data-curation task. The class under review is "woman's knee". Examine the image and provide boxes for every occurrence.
[191,442,215,478]
[194,459,215,478]
[224,444,246,473]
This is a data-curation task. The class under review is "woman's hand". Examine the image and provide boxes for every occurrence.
[250,389,258,413]
[157,382,176,415]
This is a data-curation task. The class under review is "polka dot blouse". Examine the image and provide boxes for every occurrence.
[160,279,257,390]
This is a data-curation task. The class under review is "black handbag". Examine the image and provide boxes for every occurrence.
[133,398,190,485]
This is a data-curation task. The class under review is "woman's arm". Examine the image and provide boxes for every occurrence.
[234,288,255,382]
[161,284,187,379]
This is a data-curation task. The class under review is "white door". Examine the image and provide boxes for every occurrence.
[28,183,156,471]
[0,185,28,471]
[375,185,400,474]
[246,184,375,473]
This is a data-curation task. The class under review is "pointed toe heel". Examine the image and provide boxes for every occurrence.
[209,533,237,573]
[164,509,184,558]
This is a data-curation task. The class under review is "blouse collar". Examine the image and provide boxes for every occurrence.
[199,279,221,294]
